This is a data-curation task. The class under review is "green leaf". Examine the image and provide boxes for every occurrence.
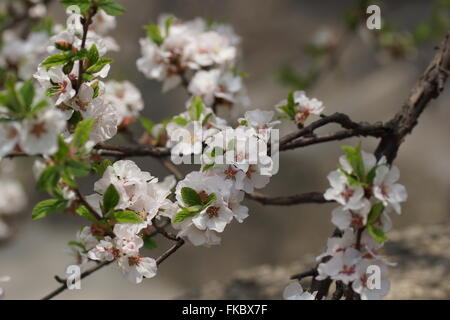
[85,58,112,74]
[145,24,164,46]
[46,87,60,97]
[171,116,188,126]
[32,199,67,220]
[341,144,365,181]
[278,105,296,120]
[164,16,175,35]
[29,99,49,116]
[202,113,213,126]
[367,224,388,244]
[18,81,35,110]
[87,44,100,67]
[41,52,74,69]
[140,117,154,134]
[103,184,120,213]
[92,159,112,176]
[202,163,214,172]
[204,193,217,207]
[5,74,20,112]
[97,0,126,16]
[66,159,91,177]
[72,118,94,148]
[181,187,202,206]
[173,208,198,224]
[143,236,157,249]
[112,210,142,223]
[82,73,95,81]
[37,166,60,192]
[366,165,378,184]
[76,205,98,223]
[68,241,86,251]
[188,96,203,121]
[53,136,70,162]
[287,91,296,108]
[367,202,384,225]
[61,0,91,12]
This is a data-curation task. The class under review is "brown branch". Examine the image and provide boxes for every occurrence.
[307,31,450,300]
[74,188,102,220]
[280,125,387,151]
[151,217,178,241]
[41,260,112,300]
[278,112,389,148]
[41,234,185,300]
[156,238,185,265]
[94,143,171,158]
[75,6,98,92]
[159,158,184,180]
[375,31,450,163]
[246,191,330,206]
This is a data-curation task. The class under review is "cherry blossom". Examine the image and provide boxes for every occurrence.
[19,107,66,155]
[277,91,324,125]
[373,164,407,214]
[104,80,144,125]
[324,170,369,211]
[34,67,76,105]
[117,256,157,284]
[87,160,154,212]
[0,122,21,158]
[352,259,391,300]
[283,282,317,300]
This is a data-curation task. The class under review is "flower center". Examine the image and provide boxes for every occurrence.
[206,206,219,218]
[128,256,140,266]
[224,165,237,179]
[198,190,209,203]
[30,122,47,138]
[340,265,355,276]
[342,186,354,202]
[246,165,256,178]
[59,80,68,93]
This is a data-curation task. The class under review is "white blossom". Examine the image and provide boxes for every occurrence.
[373,164,407,214]
[352,259,391,300]
[117,256,157,284]
[19,107,66,155]
[34,67,76,105]
[283,282,317,300]
[0,179,27,215]
[324,170,370,211]
[104,80,144,124]
[0,122,21,158]
[80,98,118,144]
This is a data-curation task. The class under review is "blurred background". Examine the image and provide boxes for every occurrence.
[1,0,450,299]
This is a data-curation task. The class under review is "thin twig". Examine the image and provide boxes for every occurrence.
[41,260,112,300]
[156,239,185,265]
[246,191,330,206]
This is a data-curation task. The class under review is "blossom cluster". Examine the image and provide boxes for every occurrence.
[287,146,407,300]
[137,15,249,117]
[71,160,177,283]
[0,0,410,300]
[0,6,144,158]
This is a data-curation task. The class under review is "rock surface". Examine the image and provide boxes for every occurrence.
[182,223,450,299]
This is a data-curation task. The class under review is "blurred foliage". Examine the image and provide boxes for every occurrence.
[277,0,450,91]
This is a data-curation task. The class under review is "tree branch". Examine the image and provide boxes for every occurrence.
[94,143,171,158]
[375,31,450,163]
[246,191,330,206]
[307,30,450,300]
[41,260,112,300]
